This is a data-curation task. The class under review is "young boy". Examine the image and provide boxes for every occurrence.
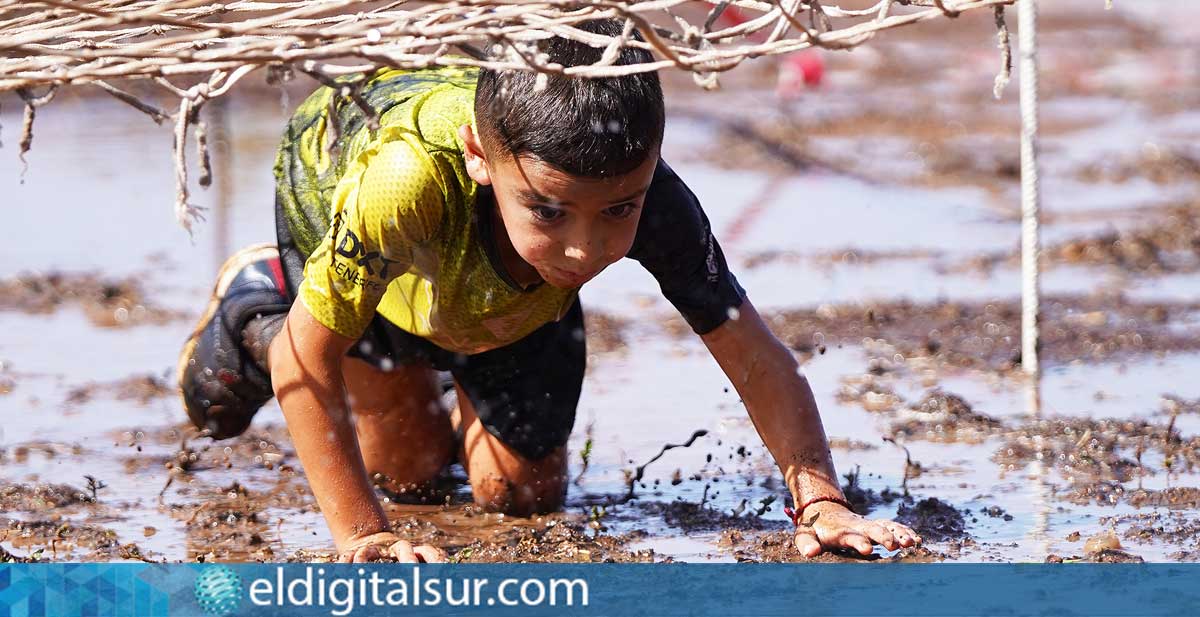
[178,20,920,562]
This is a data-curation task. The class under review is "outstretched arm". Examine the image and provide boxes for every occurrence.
[700,298,921,557]
[269,299,443,562]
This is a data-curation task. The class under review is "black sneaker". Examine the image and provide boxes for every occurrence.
[178,244,291,439]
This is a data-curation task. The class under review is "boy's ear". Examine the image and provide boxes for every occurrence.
[458,124,492,186]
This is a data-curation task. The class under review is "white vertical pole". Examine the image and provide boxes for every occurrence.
[1018,0,1042,414]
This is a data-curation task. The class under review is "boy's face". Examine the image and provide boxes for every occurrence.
[461,125,657,289]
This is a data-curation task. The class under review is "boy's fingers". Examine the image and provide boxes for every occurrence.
[895,522,922,545]
[866,524,898,551]
[886,523,916,547]
[413,544,447,563]
[352,545,383,563]
[793,528,822,558]
[389,540,420,563]
[840,532,874,556]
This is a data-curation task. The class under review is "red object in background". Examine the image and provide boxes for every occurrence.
[776,51,825,98]
[718,5,825,96]
[788,51,825,87]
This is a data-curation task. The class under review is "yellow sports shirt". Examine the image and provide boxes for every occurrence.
[274,68,578,354]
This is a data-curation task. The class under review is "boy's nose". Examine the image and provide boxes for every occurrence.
[563,243,593,263]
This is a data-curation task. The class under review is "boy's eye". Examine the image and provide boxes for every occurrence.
[604,203,638,219]
[530,205,564,222]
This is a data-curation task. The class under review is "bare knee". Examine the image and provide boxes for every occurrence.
[366,441,454,500]
[343,359,455,500]
[473,471,565,516]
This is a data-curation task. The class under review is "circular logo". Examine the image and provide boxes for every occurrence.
[193,565,243,616]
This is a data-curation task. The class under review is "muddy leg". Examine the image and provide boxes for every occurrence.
[451,382,568,516]
[341,357,456,500]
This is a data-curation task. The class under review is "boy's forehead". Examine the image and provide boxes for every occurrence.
[498,153,657,203]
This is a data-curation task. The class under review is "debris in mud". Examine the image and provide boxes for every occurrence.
[634,500,786,533]
[895,498,968,543]
[1162,394,1200,416]
[0,518,146,561]
[837,375,904,413]
[1083,531,1123,554]
[1083,549,1145,563]
[724,527,951,563]
[670,111,843,177]
[1127,487,1200,509]
[997,416,1198,500]
[282,509,655,564]
[1052,512,1200,561]
[0,482,93,511]
[1048,530,1145,564]
[981,506,1013,521]
[624,430,708,501]
[743,248,940,271]
[452,519,657,563]
[1045,549,1145,564]
[764,296,1200,373]
[827,438,878,451]
[0,271,186,327]
[5,441,83,463]
[0,544,40,563]
[83,475,108,501]
[963,201,1200,276]
[386,515,657,564]
[1078,146,1200,186]
[840,466,905,516]
[1063,481,1126,507]
[156,425,293,476]
[65,373,173,406]
[1117,512,1200,547]
[583,312,628,355]
[922,142,1021,186]
[170,480,310,562]
[890,390,1004,444]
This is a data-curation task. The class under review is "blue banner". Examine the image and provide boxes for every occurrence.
[2,563,1199,616]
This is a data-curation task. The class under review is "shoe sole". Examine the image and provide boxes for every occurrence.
[177,243,282,421]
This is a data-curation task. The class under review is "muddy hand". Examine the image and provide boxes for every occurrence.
[792,502,922,558]
[337,531,447,563]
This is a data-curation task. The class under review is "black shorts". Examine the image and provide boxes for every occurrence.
[276,200,584,462]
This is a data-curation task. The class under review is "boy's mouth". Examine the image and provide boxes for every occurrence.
[547,266,592,287]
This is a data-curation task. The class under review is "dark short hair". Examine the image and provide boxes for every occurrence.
[474,19,665,178]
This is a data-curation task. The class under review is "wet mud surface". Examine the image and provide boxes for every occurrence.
[764,295,1200,373]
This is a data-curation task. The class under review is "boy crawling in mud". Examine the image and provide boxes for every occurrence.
[178,20,920,562]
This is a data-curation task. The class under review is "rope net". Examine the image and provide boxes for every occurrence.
[1,0,1018,228]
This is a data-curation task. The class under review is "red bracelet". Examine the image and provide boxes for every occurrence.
[783,495,854,526]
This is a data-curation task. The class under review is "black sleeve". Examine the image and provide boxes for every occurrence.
[627,159,747,335]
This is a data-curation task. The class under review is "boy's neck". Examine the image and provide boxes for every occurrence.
[490,202,544,290]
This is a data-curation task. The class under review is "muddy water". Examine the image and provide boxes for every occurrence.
[4,1,1200,563]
